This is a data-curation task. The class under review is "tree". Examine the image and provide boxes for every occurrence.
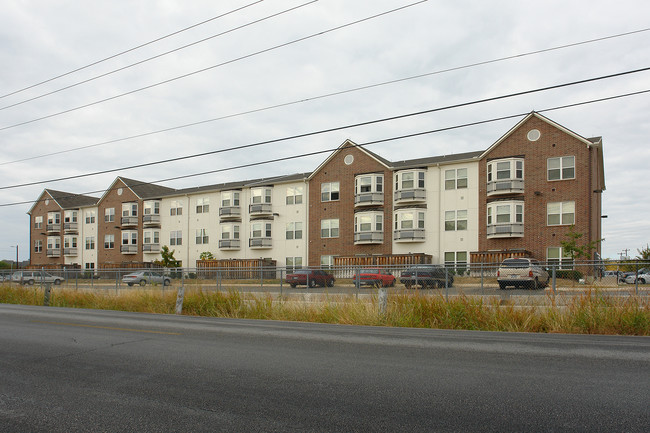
[157,245,180,268]
[560,225,601,261]
[199,251,214,260]
[0,261,10,269]
[637,244,650,261]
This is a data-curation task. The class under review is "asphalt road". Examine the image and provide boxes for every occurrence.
[1,304,648,432]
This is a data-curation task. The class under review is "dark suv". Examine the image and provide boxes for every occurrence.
[400,265,453,289]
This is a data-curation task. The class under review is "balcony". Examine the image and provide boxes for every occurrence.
[487,179,525,196]
[46,249,61,257]
[142,214,161,227]
[354,231,384,245]
[354,192,384,207]
[394,188,426,204]
[487,223,524,239]
[249,203,272,217]
[219,206,241,220]
[219,239,241,250]
[63,222,78,233]
[249,237,272,249]
[142,243,160,253]
[120,245,138,254]
[63,248,78,257]
[121,216,138,227]
[393,229,425,242]
[46,223,61,233]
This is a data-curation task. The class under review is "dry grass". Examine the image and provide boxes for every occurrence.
[1,284,648,335]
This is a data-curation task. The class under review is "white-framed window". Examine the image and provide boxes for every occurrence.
[286,186,303,205]
[122,203,137,217]
[547,247,574,269]
[64,236,77,249]
[445,210,468,231]
[251,222,272,238]
[170,230,182,246]
[47,212,61,225]
[285,222,303,240]
[321,219,339,238]
[355,174,383,194]
[85,263,95,271]
[195,228,209,244]
[47,236,61,250]
[547,201,575,226]
[85,237,95,250]
[143,230,160,244]
[221,191,240,207]
[320,255,335,269]
[122,231,137,245]
[487,158,524,182]
[394,210,425,230]
[547,156,575,181]
[196,198,209,213]
[144,201,160,215]
[221,224,240,240]
[170,200,183,216]
[64,210,78,223]
[445,168,468,190]
[251,187,272,204]
[34,240,42,253]
[34,216,43,229]
[104,208,115,222]
[321,182,340,202]
[354,213,383,233]
[104,234,114,249]
[487,202,523,225]
[396,170,425,190]
[286,257,303,273]
[85,211,95,224]
[444,251,468,274]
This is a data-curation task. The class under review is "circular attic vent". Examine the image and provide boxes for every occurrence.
[344,154,354,165]
[527,129,541,142]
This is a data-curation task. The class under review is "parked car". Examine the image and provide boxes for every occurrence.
[121,271,171,287]
[625,272,650,284]
[11,270,65,285]
[354,268,396,288]
[497,258,549,289]
[285,269,335,288]
[400,265,453,289]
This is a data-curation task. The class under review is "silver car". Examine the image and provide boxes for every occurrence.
[625,272,650,284]
[11,271,65,285]
[497,258,549,290]
[121,271,171,287]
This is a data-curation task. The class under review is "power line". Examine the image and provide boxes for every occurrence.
[3,26,649,166]
[0,0,265,100]
[1,66,649,191]
[2,88,648,210]
[0,0,319,112]
[0,0,427,132]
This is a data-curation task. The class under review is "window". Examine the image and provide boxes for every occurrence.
[445,210,467,231]
[487,159,524,182]
[444,251,468,274]
[34,216,43,229]
[195,229,209,244]
[196,198,209,213]
[85,211,95,224]
[47,237,61,250]
[321,219,339,238]
[104,234,114,249]
[64,210,78,223]
[394,210,425,230]
[286,257,303,273]
[85,237,95,250]
[547,247,574,269]
[143,230,160,244]
[221,191,240,207]
[85,263,95,271]
[251,188,272,204]
[487,201,524,237]
[64,236,77,249]
[170,230,183,246]
[396,170,425,190]
[104,208,115,222]
[548,156,575,181]
[34,240,42,253]
[355,213,383,232]
[321,182,340,201]
[355,174,383,194]
[285,222,303,240]
[144,201,160,215]
[170,200,183,216]
[221,225,240,239]
[321,255,335,269]
[251,222,272,238]
[122,231,137,245]
[547,201,575,226]
[445,168,468,190]
[122,203,137,217]
[286,186,303,205]
[47,212,61,225]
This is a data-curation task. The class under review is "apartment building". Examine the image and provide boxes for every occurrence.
[27,112,604,270]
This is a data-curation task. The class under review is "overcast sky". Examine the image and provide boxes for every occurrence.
[1,0,649,262]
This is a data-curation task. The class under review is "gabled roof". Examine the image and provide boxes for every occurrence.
[97,176,176,203]
[308,139,392,180]
[27,189,99,214]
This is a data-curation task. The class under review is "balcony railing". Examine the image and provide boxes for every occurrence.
[487,223,524,238]
[249,203,272,216]
[63,248,78,256]
[121,216,138,227]
[46,224,61,233]
[394,188,426,203]
[487,179,525,196]
[219,206,241,219]
[142,243,160,253]
[63,222,78,233]
[354,231,384,244]
[219,239,241,250]
[249,237,272,248]
[143,214,161,226]
[46,249,61,257]
[393,228,425,242]
[354,192,384,206]
[120,244,138,254]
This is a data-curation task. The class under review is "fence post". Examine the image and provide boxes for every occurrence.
[445,266,449,301]
[279,268,283,298]
[260,261,263,288]
[480,262,484,293]
[43,283,52,306]
[378,286,387,316]
[552,265,557,296]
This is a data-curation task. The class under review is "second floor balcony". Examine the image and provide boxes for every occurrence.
[46,248,61,257]
[393,228,425,242]
[121,216,138,227]
[249,237,272,249]
[63,248,78,257]
[355,192,384,207]
[219,206,241,220]
[142,214,161,227]
[219,239,241,250]
[354,231,384,245]
[63,222,78,233]
[394,188,426,204]
[120,244,138,254]
[487,223,524,239]
[142,243,160,253]
[46,223,61,233]
[249,203,272,217]
[487,179,525,196]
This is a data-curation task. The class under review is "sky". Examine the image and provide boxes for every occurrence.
[1,0,649,262]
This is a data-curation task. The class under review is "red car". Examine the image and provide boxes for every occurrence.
[286,270,335,288]
[354,268,396,287]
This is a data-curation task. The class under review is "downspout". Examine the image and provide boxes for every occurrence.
[438,163,443,264]
[186,194,191,269]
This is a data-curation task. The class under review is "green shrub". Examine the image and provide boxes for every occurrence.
[555,270,583,281]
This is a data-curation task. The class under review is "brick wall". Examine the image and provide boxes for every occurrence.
[29,191,64,267]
